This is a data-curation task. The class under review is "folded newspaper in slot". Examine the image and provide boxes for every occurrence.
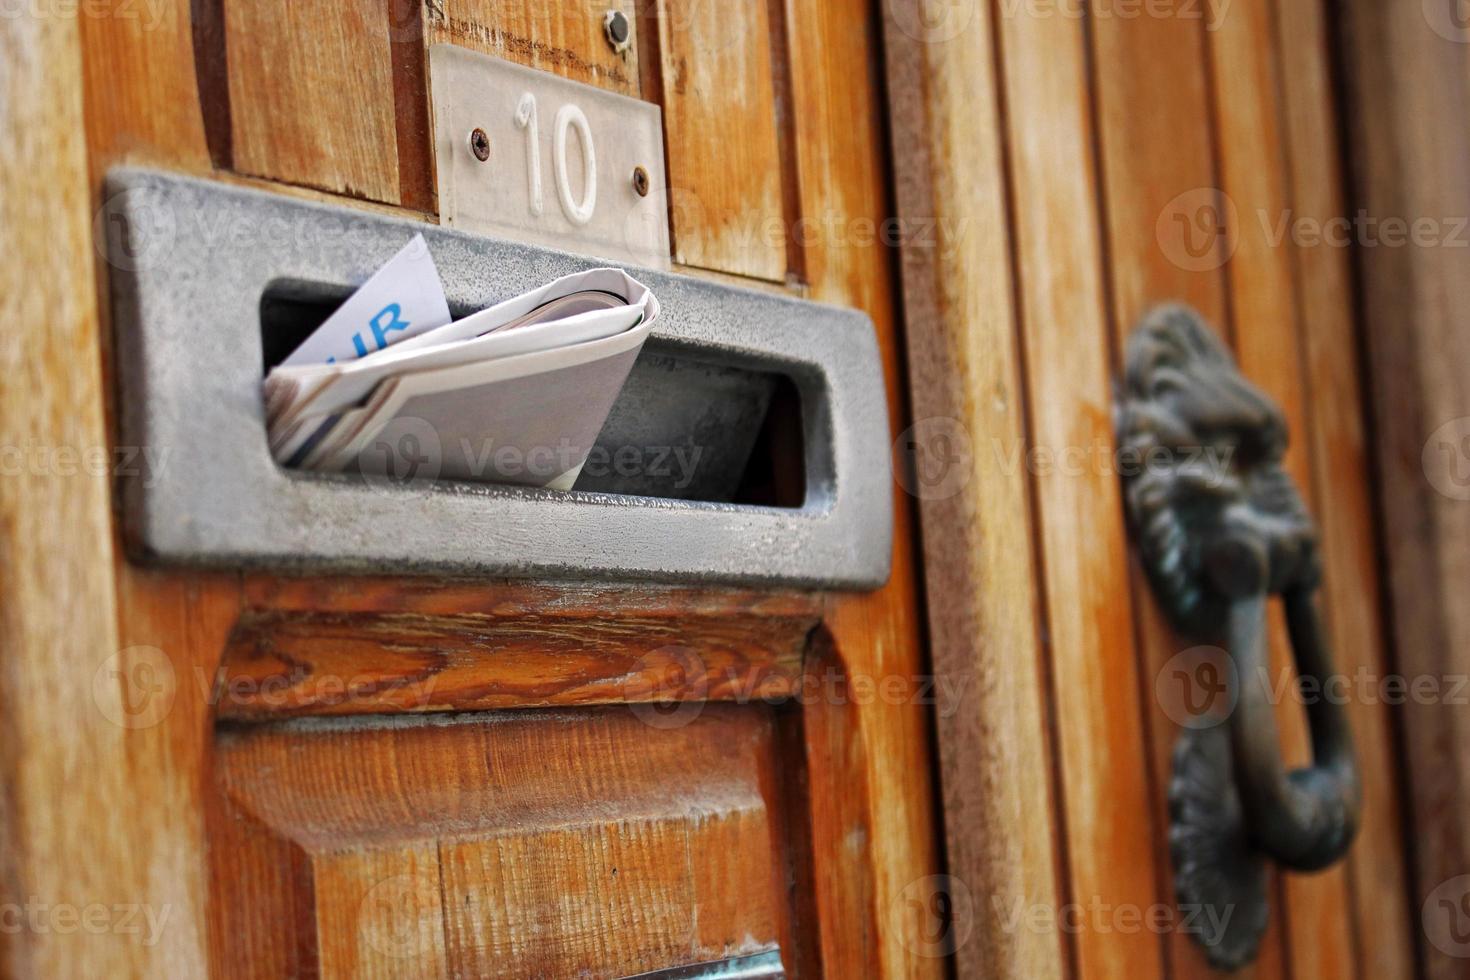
[263,236,661,491]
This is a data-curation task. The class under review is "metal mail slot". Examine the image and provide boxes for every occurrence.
[102,169,893,589]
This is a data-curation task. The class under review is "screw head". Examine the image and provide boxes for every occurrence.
[632,166,650,197]
[468,128,490,162]
[603,9,631,54]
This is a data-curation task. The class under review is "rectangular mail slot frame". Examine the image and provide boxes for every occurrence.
[104,169,893,589]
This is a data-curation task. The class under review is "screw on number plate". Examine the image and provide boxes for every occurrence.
[603,9,632,54]
[468,128,490,162]
[632,166,650,197]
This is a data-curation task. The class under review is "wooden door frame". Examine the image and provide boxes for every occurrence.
[2,2,944,977]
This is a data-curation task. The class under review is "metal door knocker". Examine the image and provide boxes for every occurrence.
[1118,305,1360,971]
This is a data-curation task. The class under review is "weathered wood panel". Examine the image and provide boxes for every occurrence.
[224,0,402,202]
[653,0,788,281]
[883,4,1069,978]
[996,6,1166,979]
[1339,1,1470,976]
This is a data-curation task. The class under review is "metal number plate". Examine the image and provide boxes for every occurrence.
[429,44,671,268]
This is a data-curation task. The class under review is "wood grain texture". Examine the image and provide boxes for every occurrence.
[1339,3,1470,977]
[208,706,797,978]
[425,0,642,97]
[213,604,812,719]
[784,1,944,975]
[654,0,788,281]
[225,0,402,202]
[1272,0,1417,975]
[0,9,157,976]
[995,6,1166,979]
[882,4,1069,978]
[1207,0,1357,975]
[71,6,257,980]
[1088,9,1291,980]
[78,0,211,173]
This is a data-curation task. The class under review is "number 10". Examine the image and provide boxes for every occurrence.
[513,93,597,226]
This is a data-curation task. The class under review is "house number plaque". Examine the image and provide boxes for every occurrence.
[428,44,671,269]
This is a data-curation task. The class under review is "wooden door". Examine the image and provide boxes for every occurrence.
[1,1,942,977]
[3,2,1443,979]
[886,1,1421,979]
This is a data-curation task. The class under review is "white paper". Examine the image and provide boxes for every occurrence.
[262,265,661,491]
[280,234,452,366]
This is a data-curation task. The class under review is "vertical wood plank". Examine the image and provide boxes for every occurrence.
[75,9,255,979]
[78,0,211,173]
[1207,0,1356,976]
[654,0,788,281]
[883,3,1070,978]
[0,8,154,976]
[995,5,1166,980]
[1088,7,1290,979]
[1338,2,1470,976]
[784,1,944,975]
[225,0,402,202]
[1273,2,1418,976]
[425,0,642,97]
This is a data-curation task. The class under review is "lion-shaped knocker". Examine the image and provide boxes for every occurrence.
[1118,304,1320,638]
[1117,305,1359,972]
